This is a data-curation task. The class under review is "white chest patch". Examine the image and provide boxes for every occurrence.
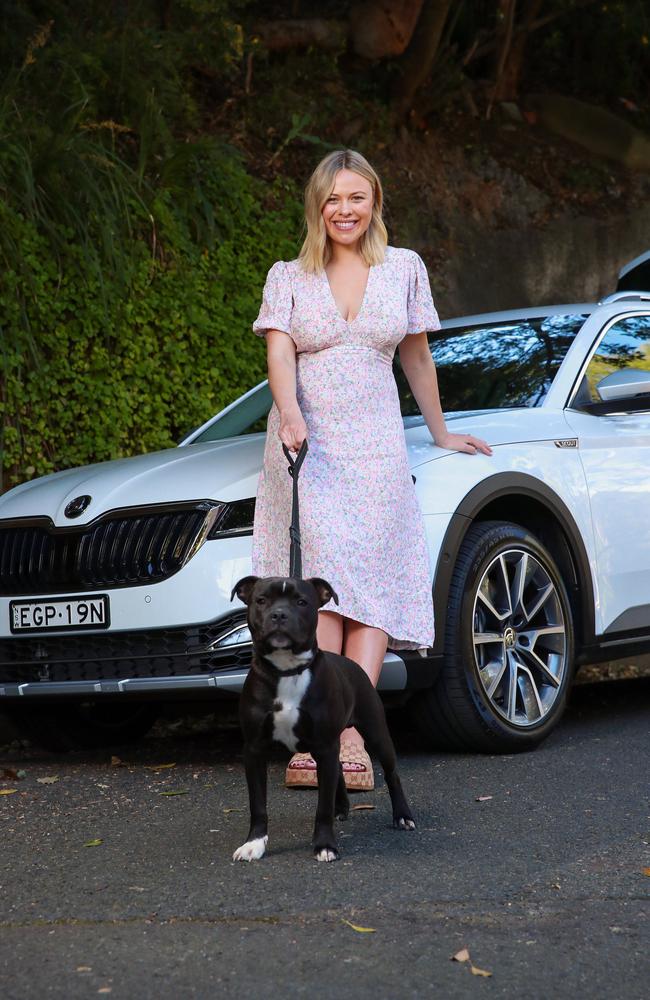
[272,669,312,752]
[264,648,313,671]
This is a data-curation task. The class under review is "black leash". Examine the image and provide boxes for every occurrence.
[282,439,308,579]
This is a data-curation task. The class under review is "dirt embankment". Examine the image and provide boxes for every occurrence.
[369,104,650,316]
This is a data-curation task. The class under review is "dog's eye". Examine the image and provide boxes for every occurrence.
[296,598,308,606]
[255,597,266,605]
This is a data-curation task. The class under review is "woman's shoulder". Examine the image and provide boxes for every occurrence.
[383,246,425,270]
[384,245,422,261]
[265,258,303,278]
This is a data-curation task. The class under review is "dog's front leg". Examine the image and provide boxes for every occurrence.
[311,747,341,862]
[233,744,269,862]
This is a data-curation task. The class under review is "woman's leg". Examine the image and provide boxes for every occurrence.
[317,609,344,654]
[341,619,388,747]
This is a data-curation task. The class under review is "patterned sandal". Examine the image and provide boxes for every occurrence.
[285,751,318,788]
[339,740,374,792]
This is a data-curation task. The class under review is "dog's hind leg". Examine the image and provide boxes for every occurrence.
[335,762,350,821]
[311,747,342,861]
[355,695,416,831]
[233,745,269,862]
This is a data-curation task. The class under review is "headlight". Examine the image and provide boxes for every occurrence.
[207,498,256,538]
[209,623,253,649]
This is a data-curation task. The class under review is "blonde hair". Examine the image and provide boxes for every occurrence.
[298,149,388,272]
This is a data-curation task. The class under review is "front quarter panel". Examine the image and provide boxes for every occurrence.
[413,415,601,635]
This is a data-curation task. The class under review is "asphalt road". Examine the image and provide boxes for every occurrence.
[0,678,648,1000]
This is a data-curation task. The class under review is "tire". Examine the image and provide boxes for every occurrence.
[7,701,159,752]
[411,520,576,753]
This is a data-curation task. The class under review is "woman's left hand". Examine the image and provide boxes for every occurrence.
[436,431,493,456]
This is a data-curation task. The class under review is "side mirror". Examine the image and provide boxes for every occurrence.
[595,368,650,402]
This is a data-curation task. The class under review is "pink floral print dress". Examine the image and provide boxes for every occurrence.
[251,245,440,650]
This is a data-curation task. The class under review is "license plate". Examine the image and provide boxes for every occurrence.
[10,594,110,634]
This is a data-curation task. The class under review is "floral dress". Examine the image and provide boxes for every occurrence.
[251,245,440,651]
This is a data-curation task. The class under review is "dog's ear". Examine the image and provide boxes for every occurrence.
[230,575,259,605]
[306,578,339,608]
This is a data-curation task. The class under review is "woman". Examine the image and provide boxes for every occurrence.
[252,149,492,791]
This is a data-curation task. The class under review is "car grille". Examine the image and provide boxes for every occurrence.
[0,611,252,684]
[0,504,218,596]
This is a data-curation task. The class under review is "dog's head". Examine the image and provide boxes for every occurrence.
[231,576,338,657]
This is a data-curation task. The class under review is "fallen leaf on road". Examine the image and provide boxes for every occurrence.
[223,807,243,813]
[37,776,59,784]
[83,839,103,847]
[643,868,650,877]
[475,795,493,802]
[159,790,189,796]
[144,763,176,770]
[0,788,18,795]
[76,966,92,973]
[342,919,376,933]
[471,964,493,977]
[451,948,470,963]
[110,756,127,767]
[2,768,22,780]
[351,804,375,811]
[98,988,112,994]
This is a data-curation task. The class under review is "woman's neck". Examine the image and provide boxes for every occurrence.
[327,240,364,267]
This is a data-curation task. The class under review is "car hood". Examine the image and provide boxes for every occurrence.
[0,408,566,526]
[0,437,268,527]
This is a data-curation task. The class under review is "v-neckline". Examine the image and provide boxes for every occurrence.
[323,264,372,325]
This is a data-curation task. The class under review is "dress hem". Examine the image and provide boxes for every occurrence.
[319,604,434,654]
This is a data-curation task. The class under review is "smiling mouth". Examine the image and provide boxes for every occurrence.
[333,220,358,230]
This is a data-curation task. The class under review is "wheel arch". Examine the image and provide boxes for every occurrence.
[431,473,595,658]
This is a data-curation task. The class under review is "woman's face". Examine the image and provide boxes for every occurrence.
[321,169,374,248]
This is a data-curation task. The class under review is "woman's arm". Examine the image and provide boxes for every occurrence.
[398,333,492,456]
[266,330,308,452]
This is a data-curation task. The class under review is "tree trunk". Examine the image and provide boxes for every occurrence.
[349,0,424,59]
[489,0,543,109]
[391,0,454,119]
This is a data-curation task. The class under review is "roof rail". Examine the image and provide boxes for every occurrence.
[598,291,650,305]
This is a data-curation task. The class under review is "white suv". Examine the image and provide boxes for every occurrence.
[2,253,650,753]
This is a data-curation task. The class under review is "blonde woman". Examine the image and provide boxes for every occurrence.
[252,149,491,791]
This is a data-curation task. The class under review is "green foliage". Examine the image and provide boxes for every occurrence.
[0,159,301,494]
[0,0,304,495]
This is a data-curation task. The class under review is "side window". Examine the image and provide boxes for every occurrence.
[583,315,650,404]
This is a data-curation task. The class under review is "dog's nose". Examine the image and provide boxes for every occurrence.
[270,609,288,622]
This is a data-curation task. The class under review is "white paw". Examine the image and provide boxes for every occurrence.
[395,817,416,830]
[315,848,339,863]
[233,835,268,862]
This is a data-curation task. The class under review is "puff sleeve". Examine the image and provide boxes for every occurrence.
[252,260,293,337]
[406,251,441,335]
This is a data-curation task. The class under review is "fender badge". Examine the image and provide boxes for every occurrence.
[554,439,578,449]
[64,495,92,518]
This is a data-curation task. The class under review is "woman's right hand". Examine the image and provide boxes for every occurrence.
[278,404,308,453]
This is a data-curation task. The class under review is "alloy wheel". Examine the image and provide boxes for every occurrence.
[472,547,567,727]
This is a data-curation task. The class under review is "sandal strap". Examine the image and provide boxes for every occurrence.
[339,741,372,772]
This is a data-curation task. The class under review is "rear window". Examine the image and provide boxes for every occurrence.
[395,313,588,419]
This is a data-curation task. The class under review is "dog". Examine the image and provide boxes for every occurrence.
[230,574,415,862]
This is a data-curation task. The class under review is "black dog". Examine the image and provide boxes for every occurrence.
[230,575,415,862]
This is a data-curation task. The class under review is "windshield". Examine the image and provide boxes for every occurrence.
[189,312,588,443]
